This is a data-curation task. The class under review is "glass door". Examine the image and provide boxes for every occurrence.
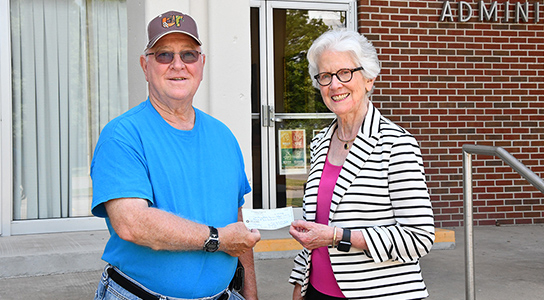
[250,1,355,211]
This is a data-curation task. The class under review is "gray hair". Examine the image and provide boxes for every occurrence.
[307,29,381,89]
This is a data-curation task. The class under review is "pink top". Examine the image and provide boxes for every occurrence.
[309,157,345,298]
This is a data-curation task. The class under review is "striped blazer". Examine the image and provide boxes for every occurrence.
[289,102,435,300]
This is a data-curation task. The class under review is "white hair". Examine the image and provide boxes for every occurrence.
[307,29,381,89]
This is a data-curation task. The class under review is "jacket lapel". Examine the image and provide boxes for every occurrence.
[328,102,382,223]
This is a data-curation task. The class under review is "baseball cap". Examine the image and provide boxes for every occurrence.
[145,11,202,50]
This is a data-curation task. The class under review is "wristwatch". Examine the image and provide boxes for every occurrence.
[337,228,351,252]
[203,226,220,252]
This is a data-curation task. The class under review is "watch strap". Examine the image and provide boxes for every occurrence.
[337,228,351,252]
[209,226,218,238]
[203,226,220,252]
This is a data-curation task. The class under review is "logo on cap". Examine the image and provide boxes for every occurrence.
[162,14,185,29]
[145,11,202,50]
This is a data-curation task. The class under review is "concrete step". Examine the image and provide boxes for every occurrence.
[0,228,454,279]
[0,231,109,279]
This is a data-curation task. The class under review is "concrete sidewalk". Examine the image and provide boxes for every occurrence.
[421,224,544,300]
[0,225,543,299]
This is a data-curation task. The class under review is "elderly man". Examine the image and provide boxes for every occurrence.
[91,11,261,300]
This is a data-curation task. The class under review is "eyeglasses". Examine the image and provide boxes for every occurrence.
[145,50,202,64]
[314,67,364,86]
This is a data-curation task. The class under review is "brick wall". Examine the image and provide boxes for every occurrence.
[358,0,544,227]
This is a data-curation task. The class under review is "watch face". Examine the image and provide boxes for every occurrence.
[205,239,219,252]
[337,240,351,252]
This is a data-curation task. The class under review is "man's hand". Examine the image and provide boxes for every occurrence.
[218,222,261,257]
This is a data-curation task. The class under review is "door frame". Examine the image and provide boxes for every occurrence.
[0,0,11,236]
[250,0,356,212]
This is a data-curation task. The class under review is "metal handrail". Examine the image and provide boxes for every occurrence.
[462,144,544,300]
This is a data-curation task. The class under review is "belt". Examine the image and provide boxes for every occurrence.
[107,267,160,300]
[106,267,230,300]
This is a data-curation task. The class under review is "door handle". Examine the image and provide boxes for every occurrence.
[261,105,275,127]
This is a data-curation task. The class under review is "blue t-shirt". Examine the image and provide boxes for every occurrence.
[90,99,251,298]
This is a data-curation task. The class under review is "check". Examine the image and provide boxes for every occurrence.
[242,207,294,230]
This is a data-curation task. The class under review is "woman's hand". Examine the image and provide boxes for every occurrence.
[289,220,334,250]
[292,283,304,300]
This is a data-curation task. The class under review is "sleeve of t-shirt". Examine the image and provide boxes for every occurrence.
[90,138,154,218]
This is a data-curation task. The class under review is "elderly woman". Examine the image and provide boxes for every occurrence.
[288,30,435,300]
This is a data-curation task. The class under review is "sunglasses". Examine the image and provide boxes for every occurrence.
[145,50,202,64]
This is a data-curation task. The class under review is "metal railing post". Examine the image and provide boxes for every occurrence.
[462,151,476,300]
[461,144,544,300]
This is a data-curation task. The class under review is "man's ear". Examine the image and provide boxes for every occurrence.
[140,55,149,81]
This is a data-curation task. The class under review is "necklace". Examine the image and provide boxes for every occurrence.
[336,129,356,150]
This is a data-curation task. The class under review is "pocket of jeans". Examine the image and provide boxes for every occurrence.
[94,268,111,300]
[94,277,107,300]
[228,290,245,300]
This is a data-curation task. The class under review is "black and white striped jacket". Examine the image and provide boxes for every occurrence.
[289,102,435,300]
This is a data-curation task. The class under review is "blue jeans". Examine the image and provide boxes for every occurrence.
[94,265,245,300]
